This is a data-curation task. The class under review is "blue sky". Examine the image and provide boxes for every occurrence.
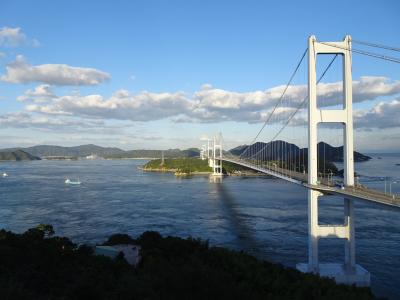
[0,0,399,151]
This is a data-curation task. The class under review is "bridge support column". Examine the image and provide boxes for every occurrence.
[207,139,214,168]
[296,35,370,287]
[308,189,320,273]
[297,191,370,286]
[212,134,223,176]
[344,198,356,271]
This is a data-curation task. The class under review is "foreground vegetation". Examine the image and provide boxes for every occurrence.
[0,225,379,300]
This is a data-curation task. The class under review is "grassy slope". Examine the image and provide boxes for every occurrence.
[0,226,377,300]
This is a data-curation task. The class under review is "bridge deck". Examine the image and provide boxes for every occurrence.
[222,157,400,208]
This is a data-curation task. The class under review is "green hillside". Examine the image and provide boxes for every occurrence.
[0,150,41,161]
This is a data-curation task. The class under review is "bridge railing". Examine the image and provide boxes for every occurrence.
[222,152,400,206]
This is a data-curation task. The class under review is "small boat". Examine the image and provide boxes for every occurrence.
[2,172,8,178]
[65,178,81,185]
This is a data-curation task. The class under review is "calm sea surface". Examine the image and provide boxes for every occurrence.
[0,154,399,299]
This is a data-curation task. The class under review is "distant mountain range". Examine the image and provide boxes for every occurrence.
[229,140,371,163]
[1,144,125,158]
[107,148,200,159]
[0,150,41,161]
[0,141,371,164]
[0,144,200,159]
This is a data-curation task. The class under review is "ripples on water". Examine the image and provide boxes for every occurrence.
[0,155,399,299]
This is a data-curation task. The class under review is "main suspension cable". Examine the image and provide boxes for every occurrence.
[320,42,400,64]
[247,54,339,160]
[238,48,308,158]
[352,39,400,53]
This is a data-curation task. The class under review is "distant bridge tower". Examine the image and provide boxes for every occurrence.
[212,134,223,176]
[207,138,213,168]
[200,144,206,160]
[160,150,165,166]
[296,35,370,286]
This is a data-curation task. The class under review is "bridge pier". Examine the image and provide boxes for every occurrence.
[296,190,370,286]
[296,35,370,287]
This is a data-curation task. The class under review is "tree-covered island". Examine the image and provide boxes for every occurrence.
[141,157,340,177]
[141,157,261,176]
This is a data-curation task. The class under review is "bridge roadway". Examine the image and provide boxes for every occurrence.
[222,156,400,208]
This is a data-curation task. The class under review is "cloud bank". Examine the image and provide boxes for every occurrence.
[355,99,400,129]
[19,76,400,128]
[1,55,110,85]
[0,112,105,131]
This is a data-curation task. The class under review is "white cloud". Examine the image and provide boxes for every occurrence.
[355,99,400,129]
[1,55,110,85]
[17,84,56,103]
[0,112,105,131]
[17,76,400,129]
[26,89,191,121]
[192,77,400,113]
[189,77,400,123]
[0,27,39,47]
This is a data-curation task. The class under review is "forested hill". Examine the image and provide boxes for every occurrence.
[0,145,201,159]
[107,148,200,159]
[229,141,371,163]
[0,150,41,161]
[1,144,125,158]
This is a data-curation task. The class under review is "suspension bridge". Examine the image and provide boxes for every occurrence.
[200,35,399,287]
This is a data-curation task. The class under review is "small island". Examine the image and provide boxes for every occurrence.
[141,140,373,178]
[0,225,377,299]
[142,157,342,178]
[142,157,261,176]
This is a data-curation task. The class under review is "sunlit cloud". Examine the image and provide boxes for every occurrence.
[19,76,400,129]
[0,27,39,47]
[1,55,110,85]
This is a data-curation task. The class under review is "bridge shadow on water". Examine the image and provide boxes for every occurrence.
[212,181,266,258]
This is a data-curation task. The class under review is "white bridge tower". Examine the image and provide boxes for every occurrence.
[296,35,370,286]
[204,135,223,176]
[212,133,223,176]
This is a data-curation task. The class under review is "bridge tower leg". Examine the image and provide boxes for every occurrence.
[296,35,370,287]
[212,134,223,176]
[207,139,214,168]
